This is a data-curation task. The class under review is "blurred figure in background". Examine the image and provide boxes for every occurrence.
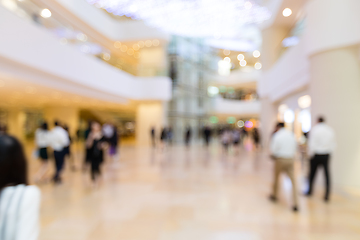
[232,128,241,153]
[203,126,212,147]
[150,127,156,148]
[269,122,299,212]
[185,126,192,147]
[83,121,92,171]
[221,128,232,153]
[63,125,75,171]
[305,117,336,202]
[34,122,50,182]
[167,127,173,145]
[252,127,261,149]
[103,123,118,162]
[0,135,41,240]
[240,127,248,145]
[86,121,107,185]
[49,121,70,184]
[160,127,168,150]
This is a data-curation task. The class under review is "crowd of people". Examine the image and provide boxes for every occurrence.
[0,116,336,239]
[32,120,119,185]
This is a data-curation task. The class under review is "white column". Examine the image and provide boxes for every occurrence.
[260,26,288,147]
[136,102,167,145]
[43,107,79,137]
[309,46,360,188]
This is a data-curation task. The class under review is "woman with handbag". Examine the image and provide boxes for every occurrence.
[0,135,41,240]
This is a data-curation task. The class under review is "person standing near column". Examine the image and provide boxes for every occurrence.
[305,117,336,202]
[49,121,69,184]
[269,122,299,212]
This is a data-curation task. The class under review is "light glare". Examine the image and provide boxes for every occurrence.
[283,8,292,17]
[237,54,245,61]
[253,50,260,58]
[254,62,262,70]
[240,60,247,67]
[40,9,52,18]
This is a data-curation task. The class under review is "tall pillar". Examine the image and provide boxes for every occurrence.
[43,107,79,137]
[7,108,26,141]
[310,46,360,188]
[136,102,167,145]
[260,26,288,147]
[259,98,277,147]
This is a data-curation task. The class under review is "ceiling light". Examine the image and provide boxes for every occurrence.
[145,40,152,47]
[102,53,111,61]
[76,33,88,42]
[138,41,145,48]
[223,49,231,56]
[114,41,121,48]
[133,44,140,50]
[152,39,160,46]
[253,50,260,58]
[237,54,245,61]
[127,49,134,55]
[121,45,128,52]
[40,9,51,18]
[86,0,271,38]
[224,57,231,63]
[254,62,262,70]
[240,59,247,67]
[282,8,292,17]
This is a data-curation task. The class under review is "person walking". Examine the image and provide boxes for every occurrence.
[83,120,92,171]
[86,121,106,185]
[49,121,70,184]
[63,125,75,171]
[185,126,192,147]
[305,117,336,202]
[103,123,118,162]
[150,127,156,148]
[0,135,41,240]
[203,126,212,147]
[252,127,261,149]
[269,122,299,212]
[34,122,50,182]
[160,127,168,150]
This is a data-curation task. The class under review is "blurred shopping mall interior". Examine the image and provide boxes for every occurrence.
[1,0,360,239]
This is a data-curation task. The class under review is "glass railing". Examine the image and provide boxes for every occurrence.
[1,0,166,77]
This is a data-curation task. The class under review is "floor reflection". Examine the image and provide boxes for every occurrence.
[25,142,360,240]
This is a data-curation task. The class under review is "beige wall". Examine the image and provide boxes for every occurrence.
[136,102,167,145]
[7,109,26,141]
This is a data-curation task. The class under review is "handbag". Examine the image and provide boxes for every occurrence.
[0,185,26,240]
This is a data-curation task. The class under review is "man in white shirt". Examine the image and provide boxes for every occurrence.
[306,117,336,202]
[269,122,299,212]
[49,121,70,183]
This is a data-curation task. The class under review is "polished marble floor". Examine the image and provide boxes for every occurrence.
[27,142,360,240]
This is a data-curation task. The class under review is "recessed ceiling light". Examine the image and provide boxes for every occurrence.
[283,8,292,17]
[40,9,52,18]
